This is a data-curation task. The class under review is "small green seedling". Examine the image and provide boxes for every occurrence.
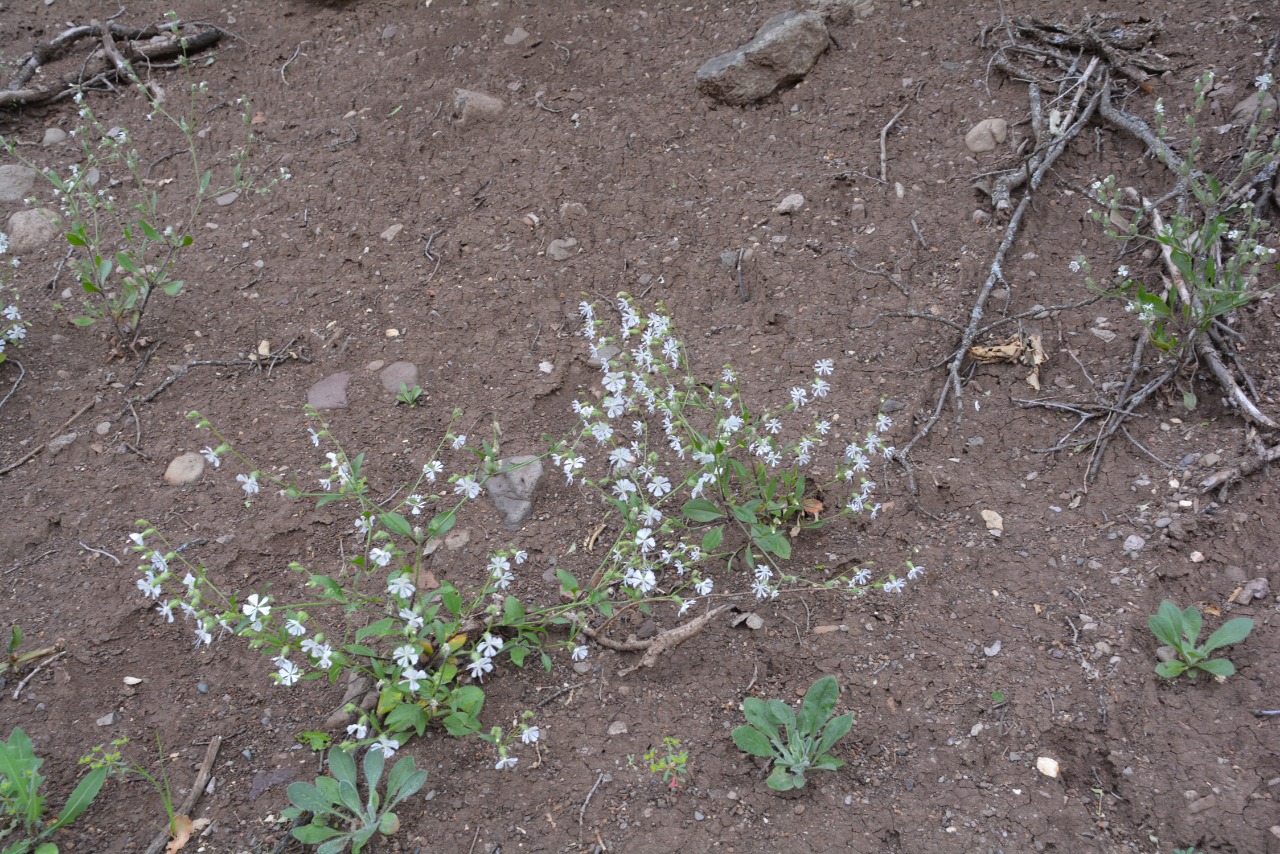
[643,737,689,789]
[0,726,107,854]
[395,384,423,407]
[282,745,427,854]
[731,675,853,791]
[1149,600,1253,680]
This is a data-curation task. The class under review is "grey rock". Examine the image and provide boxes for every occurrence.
[695,11,830,106]
[810,0,874,25]
[965,118,1008,153]
[607,720,629,736]
[588,343,621,368]
[164,452,206,485]
[444,529,470,550]
[96,711,119,726]
[546,237,579,261]
[453,89,505,124]
[983,640,1001,657]
[6,208,61,253]
[45,432,78,457]
[379,361,419,393]
[215,191,239,206]
[1237,577,1270,604]
[487,455,543,530]
[41,128,67,146]
[503,26,529,45]
[774,192,805,214]
[0,164,38,202]
[559,202,588,222]
[1155,645,1179,663]
[1122,534,1145,552]
[307,372,350,410]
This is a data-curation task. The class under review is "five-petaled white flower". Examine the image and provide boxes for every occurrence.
[454,475,482,499]
[883,576,905,593]
[477,633,504,658]
[466,655,494,680]
[647,475,672,498]
[790,386,808,407]
[1257,73,1274,92]
[678,598,694,617]
[285,617,307,636]
[354,515,373,535]
[721,367,735,383]
[307,427,320,447]
[347,721,368,740]
[242,594,271,622]
[695,578,713,596]
[393,644,420,668]
[1116,265,1129,278]
[907,563,926,580]
[275,658,301,686]
[399,666,426,693]
[236,473,259,496]
[156,601,175,622]
[494,755,518,771]
[813,358,834,376]
[521,726,541,745]
[514,550,528,564]
[387,575,415,599]
[422,461,443,482]
[311,643,334,669]
[399,608,424,632]
[370,736,399,758]
[451,434,467,450]
[765,418,782,435]
[1069,259,1083,273]
[200,447,220,468]
[571,645,589,662]
[405,494,426,515]
[369,547,393,568]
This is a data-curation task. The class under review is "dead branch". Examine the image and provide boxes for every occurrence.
[1200,440,1280,493]
[1,21,222,108]
[570,605,732,676]
[142,735,222,854]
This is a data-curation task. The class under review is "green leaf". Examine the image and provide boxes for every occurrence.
[556,568,579,595]
[764,699,797,734]
[386,755,422,802]
[318,837,354,854]
[115,251,139,274]
[1155,659,1187,679]
[336,778,363,816]
[1202,617,1253,654]
[379,512,413,538]
[503,596,526,626]
[798,676,839,736]
[811,754,844,772]
[48,765,106,831]
[162,279,184,296]
[426,510,455,540]
[139,219,162,241]
[95,255,112,285]
[296,731,332,751]
[344,644,377,659]
[731,725,776,758]
[293,823,346,844]
[1195,657,1236,677]
[753,531,791,560]
[443,711,481,737]
[315,775,341,806]
[817,712,854,757]
[731,502,758,524]
[384,703,427,737]
[65,231,87,248]
[287,781,337,814]
[386,768,428,809]
[1180,605,1202,647]
[701,526,723,552]
[355,618,397,643]
[507,643,527,667]
[441,586,462,617]
[328,745,358,788]
[741,697,775,733]
[1148,602,1182,649]
[1182,390,1197,411]
[766,766,797,791]
[681,499,726,523]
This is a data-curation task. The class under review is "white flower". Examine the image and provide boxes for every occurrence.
[354,515,373,535]
[811,378,830,398]
[422,461,443,482]
[451,434,467,450]
[1154,99,1165,116]
[562,456,585,484]
[1069,259,1082,273]
[242,593,271,622]
[678,598,694,617]
[275,658,301,686]
[466,655,494,680]
[285,617,307,637]
[640,505,663,526]
[514,550,528,564]
[883,576,905,593]
[347,721,368,740]
[815,420,831,435]
[491,565,514,590]
[399,666,426,693]
[369,547,393,568]
[454,475,482,499]
[370,736,399,758]
[393,644,420,668]
[129,532,146,548]
[200,446,220,468]
[311,643,334,669]
[387,575,415,599]
[851,567,871,586]
[695,578,713,596]
[635,528,656,552]
[591,422,614,444]
[720,415,743,435]
[603,371,627,394]
[721,367,735,383]
[765,418,782,435]
[1116,265,1129,278]
[1257,73,1274,92]
[521,726,540,745]
[907,563,926,580]
[405,494,426,515]
[150,551,168,573]
[790,387,808,407]
[571,645,589,662]
[477,633,504,658]
[876,413,893,432]
[813,358,834,376]
[156,601,175,622]
[236,473,259,495]
[495,755,518,771]
[647,475,672,498]
[399,607,424,632]
[307,427,321,447]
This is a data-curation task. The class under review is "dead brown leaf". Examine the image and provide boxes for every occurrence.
[166,816,193,853]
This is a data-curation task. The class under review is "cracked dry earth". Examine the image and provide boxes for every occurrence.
[1,0,1279,852]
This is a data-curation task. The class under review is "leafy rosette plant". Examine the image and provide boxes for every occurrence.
[732,675,853,791]
[1149,600,1253,679]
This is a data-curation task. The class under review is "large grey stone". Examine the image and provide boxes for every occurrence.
[379,361,419,393]
[164,452,206,485]
[5,208,61,253]
[307,372,350,410]
[453,89,505,124]
[0,165,38,203]
[695,11,830,106]
[487,455,543,530]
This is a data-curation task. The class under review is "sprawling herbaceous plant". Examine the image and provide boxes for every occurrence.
[0,231,27,370]
[1074,72,1279,363]
[131,295,920,772]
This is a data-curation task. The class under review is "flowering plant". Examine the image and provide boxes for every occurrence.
[0,15,285,350]
[1075,71,1279,358]
[0,231,26,368]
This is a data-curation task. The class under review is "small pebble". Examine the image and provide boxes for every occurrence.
[242,749,253,761]
[197,682,209,694]
[694,811,705,821]
[607,721,628,736]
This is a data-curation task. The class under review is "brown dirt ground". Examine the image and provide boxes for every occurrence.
[2,1,1279,852]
